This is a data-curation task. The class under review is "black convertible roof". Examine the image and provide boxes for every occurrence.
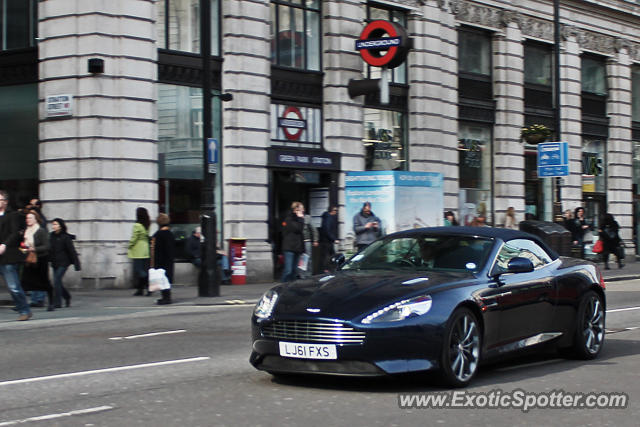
[391,226,559,259]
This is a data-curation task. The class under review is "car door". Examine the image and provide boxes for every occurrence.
[490,238,557,346]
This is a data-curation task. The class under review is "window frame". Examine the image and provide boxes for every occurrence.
[270,0,321,71]
[158,0,221,56]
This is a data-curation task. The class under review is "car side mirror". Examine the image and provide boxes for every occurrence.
[331,253,346,267]
[507,257,534,274]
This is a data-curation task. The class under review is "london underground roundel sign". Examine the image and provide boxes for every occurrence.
[279,106,306,141]
[355,20,409,68]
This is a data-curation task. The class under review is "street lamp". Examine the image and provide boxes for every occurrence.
[198,0,232,297]
[553,0,563,222]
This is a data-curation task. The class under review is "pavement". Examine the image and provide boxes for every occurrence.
[0,258,638,325]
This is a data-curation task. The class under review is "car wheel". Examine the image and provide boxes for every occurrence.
[439,307,481,387]
[571,290,605,359]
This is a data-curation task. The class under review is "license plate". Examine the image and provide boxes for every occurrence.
[279,341,337,360]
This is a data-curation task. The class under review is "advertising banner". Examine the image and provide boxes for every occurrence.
[344,171,444,252]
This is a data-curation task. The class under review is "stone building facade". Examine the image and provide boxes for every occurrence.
[1,0,640,287]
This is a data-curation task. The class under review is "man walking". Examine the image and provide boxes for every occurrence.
[0,190,32,321]
[319,205,339,272]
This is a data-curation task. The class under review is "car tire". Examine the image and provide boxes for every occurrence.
[439,307,481,388]
[570,290,605,360]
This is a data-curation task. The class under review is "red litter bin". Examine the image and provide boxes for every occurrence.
[229,238,247,285]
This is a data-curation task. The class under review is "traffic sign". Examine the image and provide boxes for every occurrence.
[537,142,569,177]
[207,138,218,174]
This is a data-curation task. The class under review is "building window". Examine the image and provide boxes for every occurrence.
[458,123,492,225]
[157,84,222,249]
[582,138,606,194]
[363,109,406,171]
[524,44,552,86]
[366,3,407,84]
[458,30,491,76]
[270,0,321,71]
[0,0,37,51]
[633,67,640,123]
[0,84,38,203]
[157,0,220,55]
[271,103,322,148]
[582,56,607,96]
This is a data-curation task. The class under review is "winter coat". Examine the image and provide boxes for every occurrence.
[153,228,175,283]
[302,214,319,242]
[599,221,621,253]
[50,231,81,270]
[281,212,304,254]
[320,211,338,243]
[127,222,149,259]
[570,218,591,245]
[353,210,382,246]
[0,208,25,265]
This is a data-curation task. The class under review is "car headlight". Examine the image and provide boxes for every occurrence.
[254,289,278,319]
[361,295,432,324]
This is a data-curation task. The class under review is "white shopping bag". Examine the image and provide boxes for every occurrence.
[148,268,171,291]
[297,253,310,271]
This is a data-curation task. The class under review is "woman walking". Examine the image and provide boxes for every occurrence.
[152,213,175,305]
[570,206,592,258]
[598,213,624,270]
[21,210,55,311]
[128,207,151,296]
[502,207,518,229]
[49,218,81,307]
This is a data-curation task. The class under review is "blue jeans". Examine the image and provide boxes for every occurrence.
[0,263,31,315]
[52,266,71,307]
[280,251,300,283]
[31,290,46,303]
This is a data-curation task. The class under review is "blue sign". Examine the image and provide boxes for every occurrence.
[537,142,569,177]
[207,138,218,173]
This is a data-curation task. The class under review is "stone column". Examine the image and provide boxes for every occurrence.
[221,0,272,280]
[407,1,459,214]
[607,43,634,245]
[492,20,525,224]
[559,27,583,210]
[323,0,366,240]
[38,0,157,288]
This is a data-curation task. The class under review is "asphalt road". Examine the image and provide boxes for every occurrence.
[1,280,639,426]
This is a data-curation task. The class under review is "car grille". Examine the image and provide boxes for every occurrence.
[262,321,366,344]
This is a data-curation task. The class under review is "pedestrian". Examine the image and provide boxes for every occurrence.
[501,207,518,229]
[128,207,151,296]
[598,213,624,270]
[570,206,592,258]
[562,209,574,231]
[186,226,201,268]
[49,218,81,308]
[20,210,55,311]
[0,190,32,321]
[298,205,318,278]
[25,197,48,307]
[280,201,305,282]
[353,201,382,252]
[151,213,175,304]
[319,205,339,272]
[443,211,459,226]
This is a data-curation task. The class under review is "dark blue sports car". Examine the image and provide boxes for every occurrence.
[250,227,606,387]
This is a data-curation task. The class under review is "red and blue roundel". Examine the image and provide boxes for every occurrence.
[355,20,409,69]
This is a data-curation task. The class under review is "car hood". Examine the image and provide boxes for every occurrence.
[271,270,476,321]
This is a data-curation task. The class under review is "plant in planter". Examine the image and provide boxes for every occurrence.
[521,124,551,144]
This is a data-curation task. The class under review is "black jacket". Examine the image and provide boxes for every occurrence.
[0,208,26,265]
[320,211,338,243]
[599,221,621,252]
[50,231,81,270]
[153,228,176,283]
[281,212,304,253]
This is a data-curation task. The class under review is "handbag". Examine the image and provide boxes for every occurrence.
[592,239,604,254]
[25,251,38,265]
[148,268,171,291]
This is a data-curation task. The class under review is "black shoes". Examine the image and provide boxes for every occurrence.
[156,298,172,305]
[133,289,144,296]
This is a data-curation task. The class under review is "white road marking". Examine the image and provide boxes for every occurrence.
[0,406,113,426]
[0,357,210,387]
[607,306,640,313]
[109,329,186,340]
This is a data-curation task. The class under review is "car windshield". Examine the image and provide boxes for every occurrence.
[341,234,494,273]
